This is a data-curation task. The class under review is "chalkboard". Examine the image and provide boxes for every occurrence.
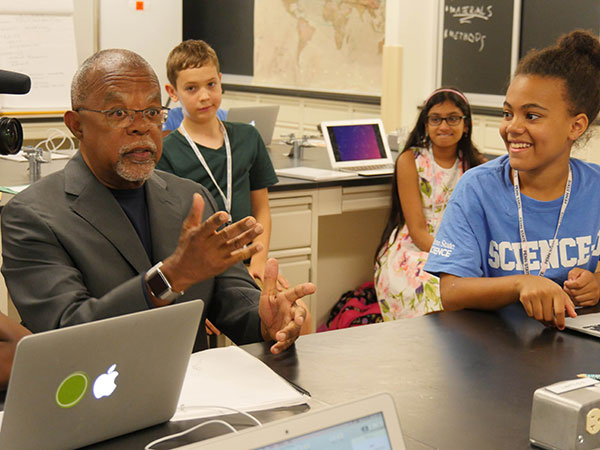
[182,0,253,76]
[439,0,600,106]
[440,0,516,100]
[520,0,600,57]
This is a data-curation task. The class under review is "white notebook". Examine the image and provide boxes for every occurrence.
[173,346,307,421]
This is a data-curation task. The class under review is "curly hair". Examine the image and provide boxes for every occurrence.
[516,30,600,124]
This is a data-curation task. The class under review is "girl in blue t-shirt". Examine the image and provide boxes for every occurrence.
[424,30,600,330]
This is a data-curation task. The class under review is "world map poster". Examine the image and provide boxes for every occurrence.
[254,0,385,95]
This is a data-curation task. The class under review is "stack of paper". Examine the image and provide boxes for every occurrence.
[172,346,307,421]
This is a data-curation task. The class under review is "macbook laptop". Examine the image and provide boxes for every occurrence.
[178,392,406,449]
[321,118,395,176]
[226,105,280,145]
[0,299,204,450]
[565,309,600,338]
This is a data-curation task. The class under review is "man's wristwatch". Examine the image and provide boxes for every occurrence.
[145,261,183,302]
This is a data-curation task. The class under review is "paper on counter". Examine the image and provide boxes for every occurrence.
[0,185,27,194]
[0,151,72,162]
[172,346,307,421]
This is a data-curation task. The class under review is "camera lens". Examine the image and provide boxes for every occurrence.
[0,117,23,155]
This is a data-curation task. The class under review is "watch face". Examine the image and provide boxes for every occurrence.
[147,271,169,297]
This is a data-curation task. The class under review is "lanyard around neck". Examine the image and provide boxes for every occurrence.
[513,166,572,277]
[180,120,233,222]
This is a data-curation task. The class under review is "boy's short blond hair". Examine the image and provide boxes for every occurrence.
[166,40,220,87]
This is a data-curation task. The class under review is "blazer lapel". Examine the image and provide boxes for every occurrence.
[145,173,185,263]
[65,153,151,272]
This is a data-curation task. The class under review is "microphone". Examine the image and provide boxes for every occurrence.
[0,70,31,94]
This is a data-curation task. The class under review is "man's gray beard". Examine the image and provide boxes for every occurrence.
[116,159,155,183]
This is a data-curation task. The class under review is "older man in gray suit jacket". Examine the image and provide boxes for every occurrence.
[1,49,314,354]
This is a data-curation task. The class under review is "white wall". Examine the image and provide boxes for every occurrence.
[98,0,182,103]
[385,0,439,128]
[73,0,96,64]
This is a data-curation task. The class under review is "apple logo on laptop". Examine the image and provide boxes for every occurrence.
[92,364,119,399]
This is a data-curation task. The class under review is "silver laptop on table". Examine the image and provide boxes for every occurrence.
[226,105,280,145]
[566,309,600,338]
[0,299,204,450]
[178,392,406,449]
[321,118,395,176]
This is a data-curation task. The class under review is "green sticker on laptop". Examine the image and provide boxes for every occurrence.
[56,371,89,408]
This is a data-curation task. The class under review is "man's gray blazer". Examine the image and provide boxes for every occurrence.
[1,152,262,351]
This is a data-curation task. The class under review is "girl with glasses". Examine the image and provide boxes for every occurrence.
[375,87,485,320]
[424,30,600,329]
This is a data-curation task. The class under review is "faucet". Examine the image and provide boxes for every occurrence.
[282,133,316,166]
[21,147,50,184]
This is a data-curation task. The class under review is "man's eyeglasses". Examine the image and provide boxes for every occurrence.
[74,107,170,128]
[426,115,466,127]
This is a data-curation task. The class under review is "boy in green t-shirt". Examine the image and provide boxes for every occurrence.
[157,39,288,290]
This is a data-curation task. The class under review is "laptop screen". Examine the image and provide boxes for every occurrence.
[256,411,392,449]
[326,124,387,163]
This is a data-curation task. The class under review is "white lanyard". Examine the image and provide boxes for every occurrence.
[180,120,232,222]
[513,166,572,277]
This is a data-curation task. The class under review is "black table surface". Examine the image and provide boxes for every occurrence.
[24,303,599,449]
[243,304,600,450]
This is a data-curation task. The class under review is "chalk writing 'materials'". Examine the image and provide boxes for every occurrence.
[445,5,493,24]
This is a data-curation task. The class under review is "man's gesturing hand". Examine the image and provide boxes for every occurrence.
[259,258,316,354]
[160,193,264,293]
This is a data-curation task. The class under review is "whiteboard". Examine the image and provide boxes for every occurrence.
[0,0,77,111]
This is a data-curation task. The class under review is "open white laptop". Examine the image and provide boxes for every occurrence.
[321,118,395,176]
[0,299,204,450]
[178,392,406,449]
[565,310,600,338]
[226,105,280,145]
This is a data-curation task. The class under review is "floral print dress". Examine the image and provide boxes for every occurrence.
[375,146,463,320]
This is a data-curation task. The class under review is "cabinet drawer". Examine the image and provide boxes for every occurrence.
[277,257,311,310]
[270,197,313,250]
[278,257,310,286]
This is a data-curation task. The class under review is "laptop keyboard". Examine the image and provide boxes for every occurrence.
[341,164,394,177]
[344,163,395,172]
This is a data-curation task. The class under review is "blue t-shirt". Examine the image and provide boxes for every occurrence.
[162,106,227,131]
[424,155,600,286]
